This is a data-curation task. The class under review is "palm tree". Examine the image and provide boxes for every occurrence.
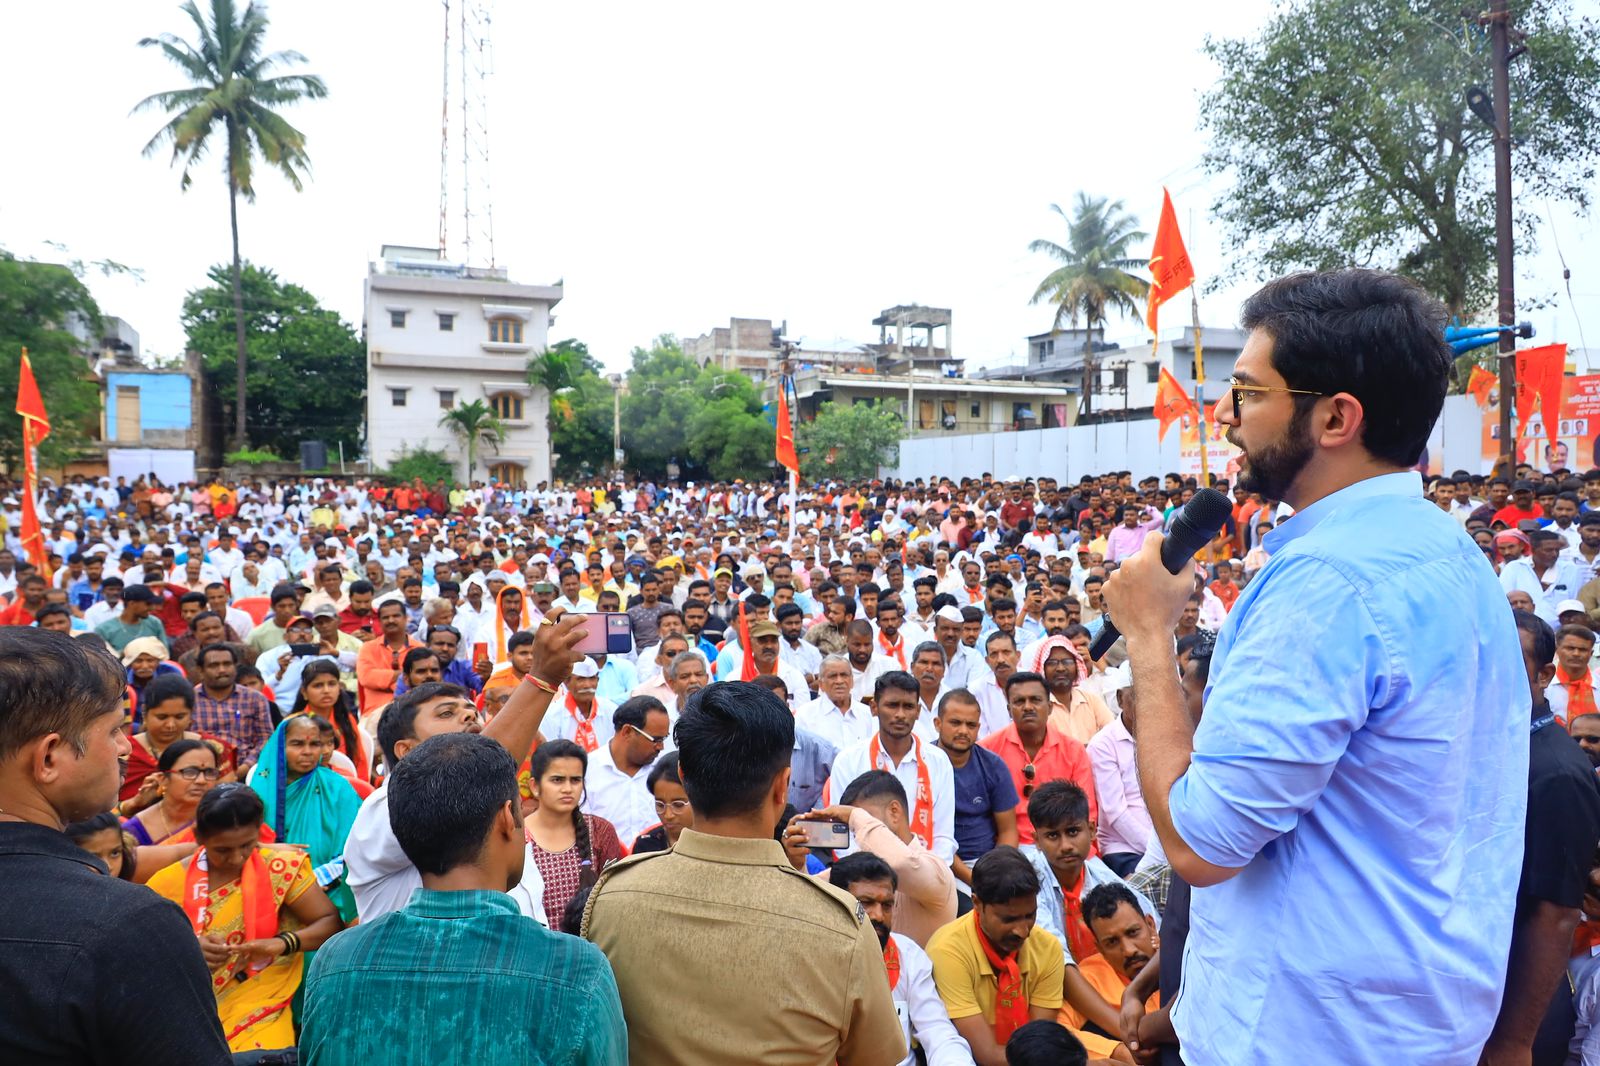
[439,399,505,482]
[1028,194,1149,418]
[134,0,327,449]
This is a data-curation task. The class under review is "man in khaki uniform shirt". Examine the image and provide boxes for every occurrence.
[583,681,905,1066]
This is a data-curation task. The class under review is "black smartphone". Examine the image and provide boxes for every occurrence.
[289,643,319,658]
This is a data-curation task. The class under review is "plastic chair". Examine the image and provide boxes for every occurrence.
[234,596,271,625]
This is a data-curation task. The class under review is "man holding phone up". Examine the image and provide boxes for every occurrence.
[796,768,958,947]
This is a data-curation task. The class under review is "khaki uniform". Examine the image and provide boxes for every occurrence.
[581,828,906,1066]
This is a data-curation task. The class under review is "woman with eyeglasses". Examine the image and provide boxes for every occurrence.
[522,739,624,927]
[121,738,224,846]
[146,784,342,1053]
[631,751,694,854]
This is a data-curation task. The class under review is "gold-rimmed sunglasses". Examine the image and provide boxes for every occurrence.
[1228,379,1330,420]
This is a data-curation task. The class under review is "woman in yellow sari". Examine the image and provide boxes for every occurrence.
[147,783,342,1052]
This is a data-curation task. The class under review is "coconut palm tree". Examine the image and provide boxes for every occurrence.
[1028,194,1149,418]
[134,0,327,449]
[439,399,505,482]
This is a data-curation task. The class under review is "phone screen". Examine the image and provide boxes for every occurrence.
[573,612,633,656]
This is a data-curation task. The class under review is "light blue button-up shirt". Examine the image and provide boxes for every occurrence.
[1168,471,1528,1065]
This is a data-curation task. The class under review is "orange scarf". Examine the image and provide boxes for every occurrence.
[972,910,1028,1044]
[1574,920,1600,958]
[182,848,278,975]
[883,935,901,990]
[878,630,906,670]
[965,585,983,604]
[1058,866,1100,964]
[870,733,933,850]
[566,689,599,752]
[1558,665,1598,725]
[489,585,531,664]
[737,600,759,682]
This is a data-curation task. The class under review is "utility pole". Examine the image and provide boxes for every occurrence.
[1488,0,1518,471]
[609,373,623,477]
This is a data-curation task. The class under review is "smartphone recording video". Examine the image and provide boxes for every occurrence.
[573,612,633,657]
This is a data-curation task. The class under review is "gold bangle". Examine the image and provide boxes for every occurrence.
[524,673,559,694]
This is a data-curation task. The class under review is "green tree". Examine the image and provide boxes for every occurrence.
[1028,194,1149,419]
[0,252,102,470]
[438,398,505,482]
[618,335,773,480]
[181,263,363,459]
[386,445,456,487]
[1201,0,1600,318]
[528,338,615,477]
[796,401,903,481]
[135,0,327,449]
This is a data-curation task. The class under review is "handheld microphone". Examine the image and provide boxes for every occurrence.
[1088,487,1234,661]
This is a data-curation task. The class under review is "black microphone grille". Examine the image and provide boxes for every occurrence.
[1182,487,1234,534]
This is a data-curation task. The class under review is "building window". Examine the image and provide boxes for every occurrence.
[491,393,524,420]
[438,313,454,331]
[488,317,524,344]
[1147,362,1161,384]
[438,389,456,409]
[970,401,981,419]
[489,462,522,484]
[390,388,408,407]
[1111,366,1128,391]
[389,310,407,328]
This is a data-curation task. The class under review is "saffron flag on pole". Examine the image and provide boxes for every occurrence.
[776,379,800,475]
[1466,365,1497,408]
[1153,367,1200,442]
[1514,343,1568,448]
[1146,188,1195,333]
[15,348,52,574]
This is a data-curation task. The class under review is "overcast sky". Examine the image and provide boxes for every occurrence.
[3,0,1597,373]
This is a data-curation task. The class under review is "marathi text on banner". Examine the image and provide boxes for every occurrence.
[1481,373,1600,473]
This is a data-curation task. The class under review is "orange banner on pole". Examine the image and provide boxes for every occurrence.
[16,349,52,576]
[1146,188,1195,333]
[1153,366,1200,442]
[776,380,800,475]
[1515,344,1568,450]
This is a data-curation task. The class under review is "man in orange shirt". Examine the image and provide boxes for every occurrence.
[356,599,421,713]
[980,671,1097,845]
[1059,882,1161,1059]
[0,574,46,626]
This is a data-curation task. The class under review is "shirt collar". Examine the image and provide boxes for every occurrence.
[1263,471,1422,554]
[0,820,109,874]
[403,887,521,919]
[671,828,794,868]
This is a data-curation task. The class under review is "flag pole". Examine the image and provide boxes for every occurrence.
[1191,284,1209,485]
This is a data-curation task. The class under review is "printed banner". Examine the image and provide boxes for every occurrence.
[1178,419,1242,480]
[1482,373,1600,472]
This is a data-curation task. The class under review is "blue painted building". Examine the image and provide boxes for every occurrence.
[100,358,202,484]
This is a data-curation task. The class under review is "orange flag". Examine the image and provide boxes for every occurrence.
[776,380,800,475]
[1153,367,1200,442]
[736,599,759,681]
[1146,188,1195,333]
[15,348,52,574]
[1514,344,1568,448]
[1466,365,1496,408]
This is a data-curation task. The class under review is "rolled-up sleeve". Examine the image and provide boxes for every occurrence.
[1169,554,1388,869]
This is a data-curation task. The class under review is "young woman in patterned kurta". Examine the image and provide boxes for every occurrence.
[522,739,622,926]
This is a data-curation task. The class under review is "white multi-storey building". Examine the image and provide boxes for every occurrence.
[364,244,561,486]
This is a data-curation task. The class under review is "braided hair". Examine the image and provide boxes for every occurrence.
[529,739,598,891]
[290,659,362,772]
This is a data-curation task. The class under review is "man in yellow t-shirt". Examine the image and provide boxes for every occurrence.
[926,846,1063,1064]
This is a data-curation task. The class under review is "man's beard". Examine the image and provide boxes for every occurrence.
[872,919,891,950]
[1231,405,1315,500]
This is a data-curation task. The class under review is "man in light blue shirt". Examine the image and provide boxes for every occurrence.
[1104,270,1528,1066]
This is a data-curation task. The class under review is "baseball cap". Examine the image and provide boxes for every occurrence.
[748,619,780,639]
[1556,599,1586,616]
[311,603,340,619]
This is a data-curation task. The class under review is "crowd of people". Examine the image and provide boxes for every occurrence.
[2,269,1598,1065]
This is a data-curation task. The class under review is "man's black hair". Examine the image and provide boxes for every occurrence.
[613,694,666,732]
[872,670,919,702]
[1515,609,1557,670]
[348,580,375,596]
[1004,1019,1088,1066]
[971,845,1040,905]
[1026,779,1091,830]
[1082,882,1144,935]
[673,681,793,819]
[1003,669,1047,697]
[829,851,899,894]
[388,732,519,875]
[839,768,909,810]
[1239,269,1451,467]
[0,628,124,762]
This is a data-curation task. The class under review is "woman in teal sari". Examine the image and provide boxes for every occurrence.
[250,714,363,921]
